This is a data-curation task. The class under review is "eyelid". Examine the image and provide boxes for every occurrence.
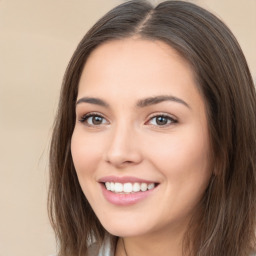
[77,111,177,127]
[145,112,178,127]
[78,112,110,125]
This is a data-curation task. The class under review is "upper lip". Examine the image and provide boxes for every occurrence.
[98,176,158,184]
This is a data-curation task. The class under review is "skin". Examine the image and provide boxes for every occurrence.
[71,38,212,256]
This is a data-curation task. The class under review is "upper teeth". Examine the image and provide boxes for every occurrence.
[105,182,155,193]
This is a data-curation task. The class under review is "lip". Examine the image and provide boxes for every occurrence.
[98,176,159,206]
[98,175,157,184]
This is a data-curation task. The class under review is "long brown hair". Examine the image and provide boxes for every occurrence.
[48,1,256,255]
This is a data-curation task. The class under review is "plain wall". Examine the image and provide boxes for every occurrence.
[0,0,255,256]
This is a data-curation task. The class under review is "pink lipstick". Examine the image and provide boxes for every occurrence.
[98,176,159,206]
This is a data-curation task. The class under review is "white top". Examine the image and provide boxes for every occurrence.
[51,237,256,256]
[88,238,256,256]
[49,237,113,256]
[88,237,114,256]
[88,236,114,256]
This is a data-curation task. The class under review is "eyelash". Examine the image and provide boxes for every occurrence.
[79,112,177,127]
[79,112,108,126]
[146,113,177,127]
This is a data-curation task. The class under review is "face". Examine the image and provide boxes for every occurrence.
[71,38,211,239]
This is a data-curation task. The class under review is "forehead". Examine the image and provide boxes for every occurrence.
[81,38,194,83]
[78,38,202,109]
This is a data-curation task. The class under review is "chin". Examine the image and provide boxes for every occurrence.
[98,215,152,238]
[105,225,150,238]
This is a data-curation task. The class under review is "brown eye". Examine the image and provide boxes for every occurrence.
[156,116,169,125]
[148,115,177,126]
[91,116,104,125]
[79,114,108,126]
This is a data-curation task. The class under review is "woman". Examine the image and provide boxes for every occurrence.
[48,1,256,255]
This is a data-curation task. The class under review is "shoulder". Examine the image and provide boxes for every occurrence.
[48,237,114,256]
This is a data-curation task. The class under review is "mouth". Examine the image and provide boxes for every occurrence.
[98,176,159,206]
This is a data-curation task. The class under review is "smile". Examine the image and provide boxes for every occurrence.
[104,182,156,193]
[99,176,159,206]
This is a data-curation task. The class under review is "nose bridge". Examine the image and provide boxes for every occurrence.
[105,118,142,167]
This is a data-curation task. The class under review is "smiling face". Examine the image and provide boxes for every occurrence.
[71,38,212,239]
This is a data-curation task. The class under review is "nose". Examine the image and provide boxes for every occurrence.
[104,124,143,168]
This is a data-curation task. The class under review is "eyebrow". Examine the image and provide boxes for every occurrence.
[76,97,110,107]
[136,95,190,108]
[76,95,190,109]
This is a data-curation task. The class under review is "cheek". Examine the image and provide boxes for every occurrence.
[70,129,107,206]
[143,127,211,218]
[143,125,210,185]
[71,129,103,180]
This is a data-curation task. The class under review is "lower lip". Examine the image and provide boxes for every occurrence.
[100,183,156,206]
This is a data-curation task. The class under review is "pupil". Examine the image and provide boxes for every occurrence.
[156,116,167,125]
[93,116,102,125]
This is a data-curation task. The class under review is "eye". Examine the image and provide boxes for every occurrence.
[79,113,109,126]
[147,114,177,127]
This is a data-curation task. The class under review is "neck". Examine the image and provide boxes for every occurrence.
[115,224,187,256]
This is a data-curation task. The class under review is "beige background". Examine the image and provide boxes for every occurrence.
[0,0,255,256]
